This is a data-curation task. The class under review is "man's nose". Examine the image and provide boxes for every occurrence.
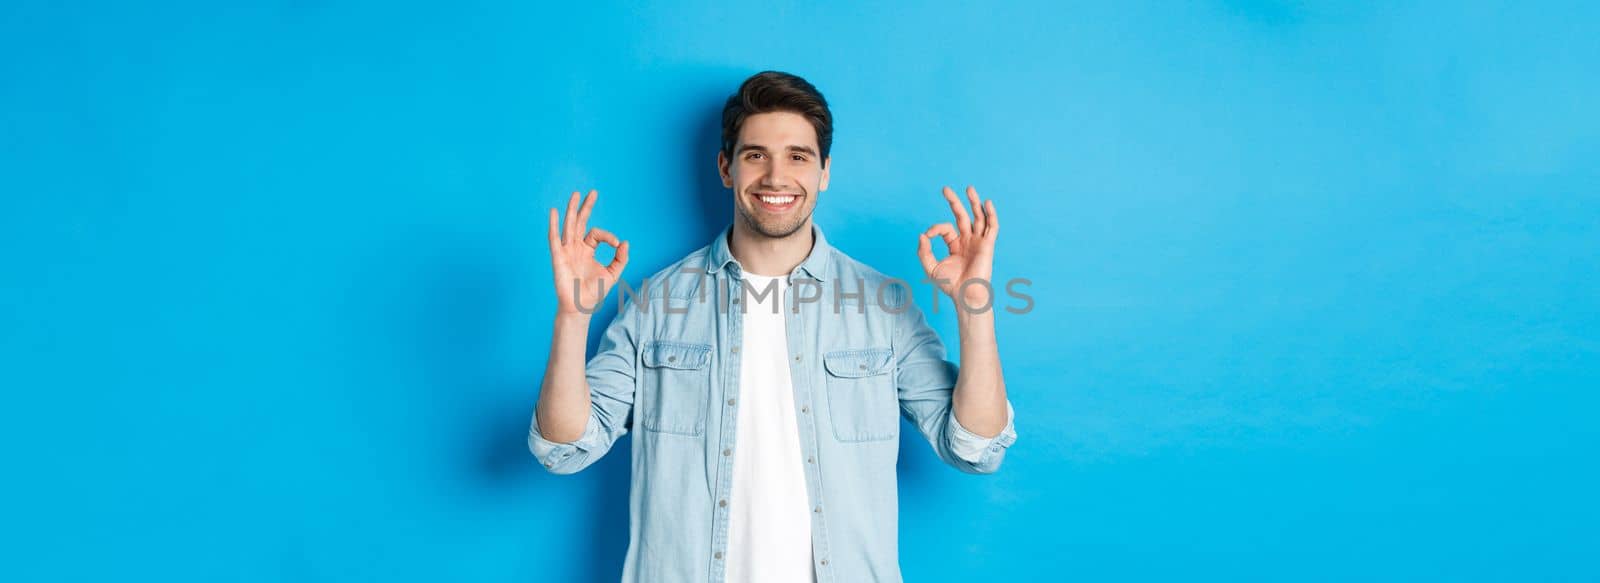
[757,168,788,189]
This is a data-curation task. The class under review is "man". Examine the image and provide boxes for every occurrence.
[529,70,1017,583]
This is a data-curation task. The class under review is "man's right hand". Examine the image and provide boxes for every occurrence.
[548,189,629,316]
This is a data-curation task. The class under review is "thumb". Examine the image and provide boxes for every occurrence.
[917,232,938,276]
[607,240,630,278]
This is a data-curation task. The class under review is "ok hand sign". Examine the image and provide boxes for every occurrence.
[916,185,999,312]
[548,189,629,315]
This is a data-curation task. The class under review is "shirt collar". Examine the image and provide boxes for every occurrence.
[706,222,832,283]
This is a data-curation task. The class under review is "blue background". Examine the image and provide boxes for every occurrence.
[3,1,1597,581]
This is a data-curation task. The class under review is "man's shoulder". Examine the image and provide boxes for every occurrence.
[621,243,714,300]
[653,244,713,280]
[823,245,918,309]
[827,245,904,286]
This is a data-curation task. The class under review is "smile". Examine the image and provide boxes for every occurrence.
[750,191,802,212]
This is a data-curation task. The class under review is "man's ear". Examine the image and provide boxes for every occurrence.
[717,150,732,188]
[819,156,831,192]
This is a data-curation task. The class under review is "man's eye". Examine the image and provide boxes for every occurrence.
[791,155,806,162]
[745,153,763,160]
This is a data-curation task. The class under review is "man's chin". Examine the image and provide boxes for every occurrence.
[739,209,809,239]
[755,218,808,239]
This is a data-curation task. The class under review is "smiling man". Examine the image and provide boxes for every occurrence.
[529,70,1018,583]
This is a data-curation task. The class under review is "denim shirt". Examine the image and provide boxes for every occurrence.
[528,222,1019,583]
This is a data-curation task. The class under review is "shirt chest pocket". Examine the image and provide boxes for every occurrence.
[823,347,898,443]
[640,341,713,436]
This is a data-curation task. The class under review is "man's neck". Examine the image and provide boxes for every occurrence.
[729,220,814,278]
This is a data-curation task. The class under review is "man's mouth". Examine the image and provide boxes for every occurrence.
[749,191,802,213]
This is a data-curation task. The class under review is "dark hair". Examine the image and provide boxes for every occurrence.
[720,71,833,167]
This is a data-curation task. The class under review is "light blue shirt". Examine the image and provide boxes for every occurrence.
[528,222,1019,582]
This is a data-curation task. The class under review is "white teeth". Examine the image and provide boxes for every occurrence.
[759,195,796,205]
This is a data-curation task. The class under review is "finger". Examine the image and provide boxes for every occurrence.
[923,222,959,254]
[966,185,985,237]
[576,189,598,236]
[564,190,581,244]
[917,232,938,276]
[584,227,620,250]
[942,186,971,237]
[984,199,999,240]
[607,240,630,277]
[548,208,562,252]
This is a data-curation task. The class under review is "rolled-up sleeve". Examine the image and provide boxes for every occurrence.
[528,296,640,475]
[891,285,1018,475]
[949,399,1017,465]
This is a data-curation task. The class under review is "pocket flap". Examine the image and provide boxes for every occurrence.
[642,341,712,370]
[823,348,894,378]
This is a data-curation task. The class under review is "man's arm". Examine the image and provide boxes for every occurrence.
[893,285,1017,475]
[902,184,1018,472]
[536,312,598,443]
[529,299,639,475]
[950,308,1010,438]
[528,189,635,474]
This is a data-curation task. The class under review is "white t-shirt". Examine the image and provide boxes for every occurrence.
[724,273,817,583]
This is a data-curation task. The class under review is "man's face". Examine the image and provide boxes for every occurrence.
[718,111,830,239]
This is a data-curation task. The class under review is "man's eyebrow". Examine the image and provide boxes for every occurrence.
[735,144,819,156]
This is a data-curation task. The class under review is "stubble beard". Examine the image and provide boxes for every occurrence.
[736,191,813,239]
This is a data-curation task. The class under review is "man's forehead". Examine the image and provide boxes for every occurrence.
[737,112,818,149]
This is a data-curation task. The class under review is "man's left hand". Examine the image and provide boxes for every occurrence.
[917,185,1000,313]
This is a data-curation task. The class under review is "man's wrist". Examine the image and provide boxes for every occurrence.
[954,305,996,326]
[554,309,594,328]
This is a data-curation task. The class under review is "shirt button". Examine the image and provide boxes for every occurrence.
[858,363,866,370]
[731,346,739,353]
[667,355,677,362]
[806,456,814,464]
[813,505,822,513]
[820,559,828,566]
[719,499,727,507]
[794,354,802,361]
[727,398,736,406]
[723,448,732,456]
[715,551,723,559]
[801,406,809,413]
